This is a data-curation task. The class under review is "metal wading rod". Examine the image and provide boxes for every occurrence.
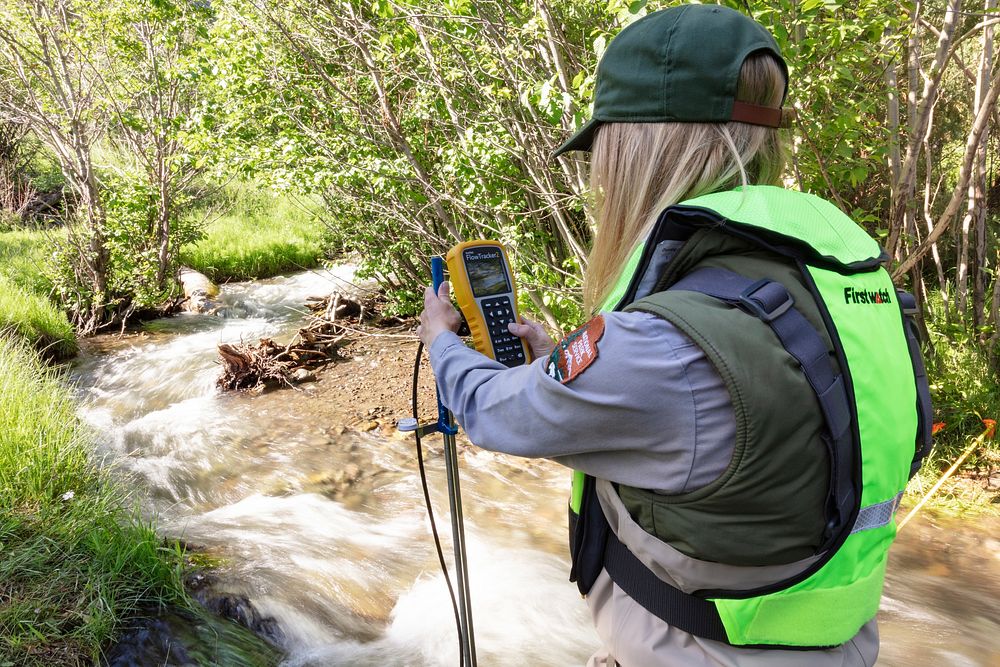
[443,425,477,666]
[432,257,478,667]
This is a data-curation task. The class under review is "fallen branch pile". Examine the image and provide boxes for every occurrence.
[304,290,395,325]
[217,290,376,392]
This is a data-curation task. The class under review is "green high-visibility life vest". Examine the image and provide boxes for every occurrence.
[569,186,926,647]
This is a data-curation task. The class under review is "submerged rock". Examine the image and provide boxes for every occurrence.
[200,594,286,647]
[103,605,282,667]
[186,573,286,648]
[291,368,317,384]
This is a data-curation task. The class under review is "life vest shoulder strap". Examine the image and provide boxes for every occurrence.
[654,266,856,546]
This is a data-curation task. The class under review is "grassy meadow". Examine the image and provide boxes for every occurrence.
[0,277,76,361]
[180,193,326,282]
[0,227,54,295]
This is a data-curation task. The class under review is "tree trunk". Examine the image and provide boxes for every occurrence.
[972,0,996,330]
[893,67,1000,278]
[923,135,948,300]
[957,1,995,318]
[156,170,172,289]
[888,0,961,260]
[990,249,1000,368]
[884,27,901,211]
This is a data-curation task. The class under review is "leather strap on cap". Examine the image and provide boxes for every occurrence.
[731,101,795,128]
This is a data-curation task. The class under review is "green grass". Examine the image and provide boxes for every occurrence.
[0,229,76,360]
[0,227,55,297]
[0,278,76,361]
[0,335,188,666]
[180,194,326,282]
[903,448,1000,520]
[923,310,1000,464]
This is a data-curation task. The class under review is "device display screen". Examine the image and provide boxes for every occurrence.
[464,247,510,298]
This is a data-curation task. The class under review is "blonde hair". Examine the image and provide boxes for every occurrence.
[583,54,788,312]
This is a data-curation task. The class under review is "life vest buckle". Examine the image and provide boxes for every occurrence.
[738,279,794,323]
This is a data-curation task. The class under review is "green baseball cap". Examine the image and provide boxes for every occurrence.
[554,3,789,157]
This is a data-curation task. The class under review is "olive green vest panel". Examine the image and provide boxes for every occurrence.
[619,231,834,566]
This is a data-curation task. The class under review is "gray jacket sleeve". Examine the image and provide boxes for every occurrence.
[428,311,735,494]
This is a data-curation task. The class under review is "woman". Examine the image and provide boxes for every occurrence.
[418,5,922,666]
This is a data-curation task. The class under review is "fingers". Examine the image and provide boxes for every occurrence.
[425,281,452,304]
[506,317,557,360]
[507,321,531,337]
[510,318,545,336]
[520,316,548,335]
[508,316,543,332]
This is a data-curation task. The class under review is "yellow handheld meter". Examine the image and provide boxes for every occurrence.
[446,241,531,368]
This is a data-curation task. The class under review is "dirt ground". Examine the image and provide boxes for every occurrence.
[315,322,475,447]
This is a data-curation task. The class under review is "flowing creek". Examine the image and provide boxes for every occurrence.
[70,270,1000,666]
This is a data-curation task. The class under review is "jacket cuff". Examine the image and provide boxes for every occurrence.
[429,331,465,368]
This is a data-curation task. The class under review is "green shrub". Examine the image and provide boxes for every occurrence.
[100,173,199,308]
[923,311,1000,466]
[0,335,186,665]
[47,173,202,328]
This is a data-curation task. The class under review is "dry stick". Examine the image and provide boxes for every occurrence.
[309,321,415,340]
[897,428,987,531]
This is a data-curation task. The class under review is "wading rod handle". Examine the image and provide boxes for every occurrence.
[431,256,445,292]
[429,255,459,436]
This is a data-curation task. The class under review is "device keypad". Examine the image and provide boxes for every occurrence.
[480,296,526,367]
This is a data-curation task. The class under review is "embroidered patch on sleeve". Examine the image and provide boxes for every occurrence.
[545,315,606,384]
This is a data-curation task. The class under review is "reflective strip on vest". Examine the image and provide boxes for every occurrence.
[851,493,903,535]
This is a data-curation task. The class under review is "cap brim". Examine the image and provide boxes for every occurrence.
[552,117,603,158]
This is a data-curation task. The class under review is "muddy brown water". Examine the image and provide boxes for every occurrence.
[71,270,1000,666]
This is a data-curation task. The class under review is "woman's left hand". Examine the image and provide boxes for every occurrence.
[417,282,462,348]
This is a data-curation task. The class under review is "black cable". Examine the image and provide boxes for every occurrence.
[411,341,466,667]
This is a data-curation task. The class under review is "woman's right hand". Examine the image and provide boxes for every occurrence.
[507,317,557,360]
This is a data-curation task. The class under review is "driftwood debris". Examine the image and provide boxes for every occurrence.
[216,291,370,392]
[304,289,394,326]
